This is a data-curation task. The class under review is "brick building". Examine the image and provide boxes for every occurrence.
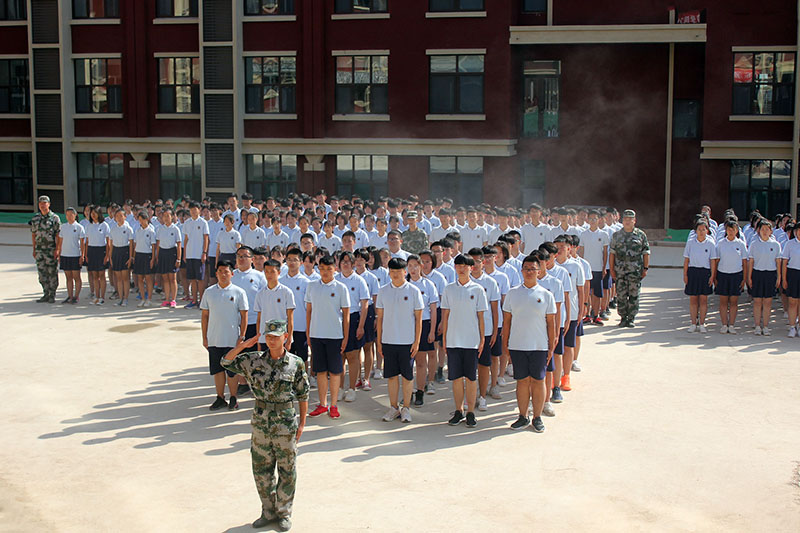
[0,0,798,228]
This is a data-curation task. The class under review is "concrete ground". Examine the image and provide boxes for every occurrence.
[0,227,799,532]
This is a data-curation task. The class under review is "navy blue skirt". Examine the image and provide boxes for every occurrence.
[60,256,81,271]
[86,246,107,272]
[134,252,152,276]
[111,246,130,272]
[363,304,376,343]
[157,247,179,274]
[715,271,743,297]
[749,269,777,298]
[685,267,713,296]
[786,268,800,299]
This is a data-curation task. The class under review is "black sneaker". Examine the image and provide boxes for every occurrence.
[609,298,617,309]
[465,412,477,428]
[436,367,446,384]
[61,297,72,304]
[448,410,464,426]
[228,396,239,410]
[551,387,564,403]
[414,390,424,406]
[531,416,545,433]
[237,383,251,396]
[510,415,529,430]
[209,396,227,411]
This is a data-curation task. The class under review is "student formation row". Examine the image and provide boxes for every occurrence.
[683,207,800,338]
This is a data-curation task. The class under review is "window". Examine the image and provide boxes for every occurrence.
[160,153,201,200]
[732,52,795,115]
[0,0,26,20]
[73,0,119,18]
[244,0,294,15]
[156,0,197,17]
[246,155,297,199]
[158,57,200,114]
[75,59,122,114]
[429,0,483,11]
[523,60,559,137]
[336,155,388,199]
[335,55,388,114]
[522,0,547,13]
[0,59,29,114]
[673,99,700,139]
[334,0,387,13]
[77,153,124,205]
[429,54,484,114]
[521,159,545,207]
[429,156,482,207]
[0,152,32,205]
[730,159,791,219]
[245,56,296,113]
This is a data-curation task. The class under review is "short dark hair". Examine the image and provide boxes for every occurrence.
[264,259,281,269]
[215,260,235,272]
[319,255,336,266]
[388,257,407,270]
[453,254,474,266]
[467,247,484,258]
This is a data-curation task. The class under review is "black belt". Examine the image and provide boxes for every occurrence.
[255,400,294,410]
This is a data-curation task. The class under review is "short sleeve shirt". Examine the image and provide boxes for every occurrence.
[683,237,718,269]
[470,272,501,332]
[156,224,182,249]
[217,229,241,254]
[134,225,157,254]
[200,283,249,347]
[503,283,556,351]
[335,272,370,313]
[58,221,85,257]
[582,229,610,271]
[440,280,489,349]
[279,272,310,332]
[376,281,425,344]
[253,282,296,342]
[408,277,439,321]
[231,267,268,325]
[304,278,351,339]
[183,217,210,259]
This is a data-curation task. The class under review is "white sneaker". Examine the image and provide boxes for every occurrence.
[373,369,383,379]
[489,386,501,400]
[542,402,556,417]
[477,396,488,411]
[698,324,707,333]
[788,326,797,338]
[688,324,697,333]
[719,325,728,334]
[571,361,582,372]
[505,364,514,377]
[337,388,346,401]
[382,406,400,422]
[400,406,411,423]
[727,325,737,334]
[784,311,789,319]
[753,326,762,336]
[344,388,356,402]
[424,383,434,395]
[497,376,508,386]
[143,300,153,307]
[137,300,146,308]
[309,375,317,388]
[116,300,124,306]
[762,327,771,336]
[121,299,128,307]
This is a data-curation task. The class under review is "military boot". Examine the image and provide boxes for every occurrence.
[36,294,48,303]
[252,515,274,529]
[277,518,292,531]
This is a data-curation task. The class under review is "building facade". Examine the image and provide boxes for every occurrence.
[0,0,798,228]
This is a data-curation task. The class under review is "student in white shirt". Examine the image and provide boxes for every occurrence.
[206,204,225,286]
[441,254,488,429]
[183,202,210,309]
[370,218,389,249]
[266,216,291,250]
[231,247,268,342]
[419,250,448,387]
[281,249,312,370]
[747,219,782,336]
[406,255,439,407]
[336,251,370,403]
[56,207,86,304]
[539,242,571,405]
[482,245,511,394]
[430,240,456,284]
[520,203,551,254]
[781,223,800,336]
[582,209,610,324]
[355,249,380,391]
[305,255,351,420]
[377,258,424,423]
[85,206,110,305]
[569,234,592,372]
[240,211,267,249]
[133,211,157,307]
[467,247,500,412]
[318,220,342,252]
[553,235,586,391]
[109,209,134,306]
[460,209,489,251]
[216,214,241,264]
[387,230,410,260]
[714,220,748,334]
[155,208,183,308]
[254,259,295,350]
[683,220,718,333]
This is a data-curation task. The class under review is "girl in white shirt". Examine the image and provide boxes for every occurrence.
[747,219,782,336]
[780,222,800,336]
[714,220,748,334]
[683,220,718,333]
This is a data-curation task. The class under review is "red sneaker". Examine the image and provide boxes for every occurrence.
[560,375,572,391]
[328,405,341,419]
[582,316,592,324]
[308,404,328,417]
[355,379,363,389]
[592,317,604,325]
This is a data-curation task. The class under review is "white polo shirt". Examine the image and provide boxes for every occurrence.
[183,216,209,260]
[459,225,488,252]
[134,225,157,254]
[555,257,586,322]
[376,281,424,345]
[358,269,380,304]
[231,267,267,325]
[371,266,390,288]
[486,269,510,327]
[503,283,556,351]
[440,279,488,349]
[279,272,310,332]
[436,262,456,284]
[266,230,290,250]
[748,236,781,271]
[200,282,248,348]
[217,228,241,254]
[520,222,551,253]
[537,273,564,328]
[369,232,388,249]
[547,263,571,328]
[683,236,718,269]
[349,227,370,249]
[86,221,110,247]
[781,238,800,269]
[305,278,351,339]
[335,271,370,313]
[207,218,224,257]
[240,226,267,249]
[222,209,241,227]
[408,276,438,320]
[390,249,410,260]
[58,222,85,257]
[319,234,342,252]
[716,237,747,274]
[496,261,520,288]
[253,282,296,342]
[156,224,181,249]
[424,269,447,307]
[582,228,610,271]
[109,221,134,248]
[470,272,501,333]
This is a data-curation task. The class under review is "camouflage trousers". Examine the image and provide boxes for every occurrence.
[251,422,297,520]
[35,249,59,296]
[615,273,642,321]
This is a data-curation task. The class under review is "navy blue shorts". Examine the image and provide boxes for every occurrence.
[382,343,413,380]
[218,252,236,265]
[310,337,343,374]
[110,246,130,272]
[685,267,713,296]
[246,323,258,340]
[157,247,179,274]
[292,331,309,361]
[208,346,236,377]
[491,327,503,356]
[86,246,107,272]
[554,327,565,355]
[186,258,204,280]
[749,269,778,299]
[509,350,547,381]
[447,347,478,381]
[590,272,604,298]
[133,252,152,276]
[564,320,578,348]
[362,304,376,343]
[546,353,555,372]
[435,307,443,342]
[419,319,435,352]
[60,256,81,271]
[576,320,584,337]
[603,269,613,289]
[478,335,493,367]
[344,312,365,352]
[206,256,217,278]
[787,268,800,299]
[715,271,743,297]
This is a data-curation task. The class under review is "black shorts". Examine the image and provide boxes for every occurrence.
[291,331,309,361]
[157,247,179,274]
[186,258,204,280]
[554,327,565,355]
[576,320,584,337]
[787,268,800,299]
[590,272,604,298]
[344,312,365,352]
[419,319,435,352]
[60,256,81,271]
[447,347,478,381]
[684,267,713,296]
[208,346,236,377]
[478,335,493,367]
[362,304,376,343]
[310,337,343,374]
[603,269,613,289]
[509,350,548,381]
[206,256,217,277]
[86,246,107,272]
[218,252,237,265]
[382,343,413,380]
[435,307,443,342]
[564,320,578,348]
[715,271,743,297]
[111,246,130,272]
[245,323,258,340]
[749,269,777,299]
[133,252,152,276]
[491,326,503,356]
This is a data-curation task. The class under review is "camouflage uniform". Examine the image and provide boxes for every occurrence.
[401,229,429,255]
[221,350,309,521]
[609,227,650,323]
[29,211,61,300]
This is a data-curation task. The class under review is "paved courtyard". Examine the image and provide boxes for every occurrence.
[0,230,798,532]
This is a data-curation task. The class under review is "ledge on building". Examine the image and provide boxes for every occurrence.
[74,113,123,119]
[243,15,296,22]
[700,140,793,160]
[728,115,793,122]
[155,113,200,120]
[332,114,390,122]
[70,18,122,25]
[509,24,707,44]
[244,113,298,120]
[331,13,390,20]
[0,113,30,119]
[426,114,486,121]
[425,11,486,18]
[0,20,27,27]
[153,17,198,25]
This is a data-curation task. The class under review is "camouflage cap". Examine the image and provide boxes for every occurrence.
[264,319,288,336]
[406,210,418,219]
[622,209,636,218]
[38,195,50,203]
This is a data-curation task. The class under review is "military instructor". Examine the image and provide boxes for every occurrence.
[609,209,650,327]
[29,195,61,303]
[222,319,309,532]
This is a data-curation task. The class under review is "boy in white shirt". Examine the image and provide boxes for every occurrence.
[183,202,210,309]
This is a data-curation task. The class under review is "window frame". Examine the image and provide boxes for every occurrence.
[77,152,125,206]
[522,60,560,138]
[72,0,119,19]
[334,0,388,14]
[0,0,26,21]
[428,155,484,207]
[521,0,547,14]
[428,54,485,115]
[428,0,484,12]
[74,58,123,114]
[156,0,198,17]
[244,0,295,16]
[244,56,297,114]
[0,152,32,206]
[729,159,792,220]
[334,54,389,115]
[160,153,202,201]
[732,51,796,116]
[245,154,298,199]
[336,155,389,200]
[157,57,201,114]
[0,58,30,114]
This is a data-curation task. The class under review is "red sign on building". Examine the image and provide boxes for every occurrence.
[677,9,705,24]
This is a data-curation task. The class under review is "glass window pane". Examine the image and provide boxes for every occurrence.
[280,57,296,84]
[279,85,295,113]
[372,155,388,182]
[262,85,279,113]
[774,84,794,115]
[430,55,456,73]
[776,53,795,83]
[94,153,109,179]
[730,160,749,190]
[109,153,124,179]
[0,179,11,204]
[191,58,200,84]
[430,156,455,173]
[459,74,483,113]
[14,178,31,205]
[0,153,11,177]
[263,57,279,83]
[772,160,791,190]
[337,155,353,179]
[90,58,107,85]
[177,153,193,179]
[107,59,122,85]
[732,84,752,114]
[283,155,297,180]
[264,154,280,178]
[754,53,774,83]
[754,84,773,115]
[460,0,483,9]
[77,153,93,179]
[158,86,175,113]
[335,86,352,114]
[458,55,484,73]
[354,156,371,182]
[429,0,454,11]
[247,154,261,179]
[10,59,28,86]
[161,153,176,179]
[751,160,770,190]
[193,154,202,176]
[430,76,455,113]
[729,190,747,220]
[159,58,174,85]
[175,85,192,113]
[246,57,261,84]
[371,85,388,114]
[13,152,30,177]
[372,56,388,83]
[733,53,753,83]
[92,86,107,112]
[75,87,92,113]
[245,86,261,113]
[75,60,90,85]
[336,57,353,84]
[175,58,191,84]
[458,156,483,174]
[354,56,370,84]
